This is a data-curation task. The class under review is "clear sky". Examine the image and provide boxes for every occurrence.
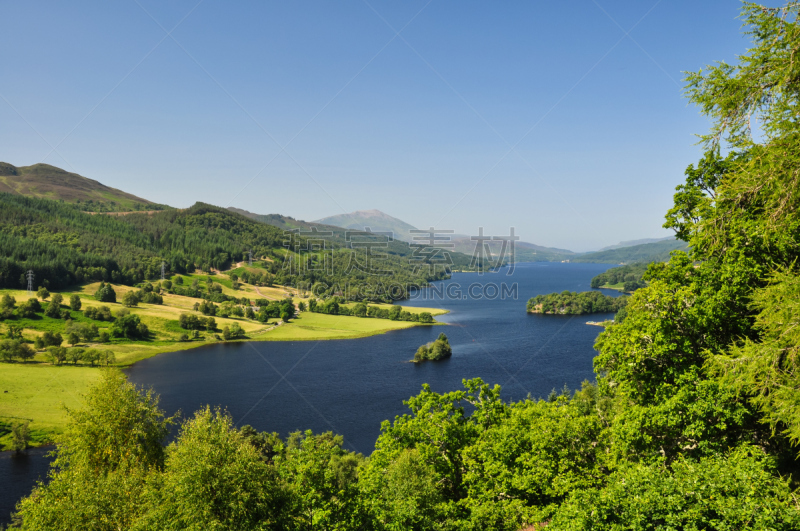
[0,1,758,251]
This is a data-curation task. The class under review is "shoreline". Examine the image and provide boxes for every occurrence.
[0,305,450,452]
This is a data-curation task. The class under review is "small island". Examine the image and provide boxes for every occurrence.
[527,290,627,315]
[413,333,452,362]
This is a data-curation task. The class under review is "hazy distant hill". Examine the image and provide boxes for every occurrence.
[598,236,675,252]
[314,209,419,243]
[0,162,164,212]
[450,237,576,263]
[573,238,688,264]
[229,206,482,269]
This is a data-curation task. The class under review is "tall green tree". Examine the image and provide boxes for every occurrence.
[17,370,174,530]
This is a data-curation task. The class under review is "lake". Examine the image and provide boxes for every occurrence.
[1,262,619,523]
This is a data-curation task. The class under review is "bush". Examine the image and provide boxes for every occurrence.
[82,348,101,366]
[36,331,63,349]
[112,314,149,340]
[0,339,35,362]
[16,298,41,318]
[413,333,452,362]
[44,346,67,365]
[44,293,64,318]
[1,294,16,310]
[122,291,139,307]
[99,350,115,366]
[69,294,82,311]
[85,305,113,321]
[66,348,83,365]
[225,323,245,340]
[139,291,163,304]
[94,282,117,303]
[11,421,30,453]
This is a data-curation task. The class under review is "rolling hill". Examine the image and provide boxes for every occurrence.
[449,237,576,263]
[0,162,165,212]
[229,206,483,270]
[572,238,689,264]
[598,236,675,251]
[313,209,577,262]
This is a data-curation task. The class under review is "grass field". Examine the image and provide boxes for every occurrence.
[0,364,101,450]
[0,276,445,449]
[260,311,419,340]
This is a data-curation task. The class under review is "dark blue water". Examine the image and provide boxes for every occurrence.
[2,262,618,522]
[0,446,52,523]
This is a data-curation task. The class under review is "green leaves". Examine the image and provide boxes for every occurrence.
[549,447,800,530]
[16,370,174,530]
[711,268,800,444]
[685,3,800,148]
[134,407,288,531]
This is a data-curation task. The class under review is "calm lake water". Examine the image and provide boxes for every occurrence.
[1,262,619,523]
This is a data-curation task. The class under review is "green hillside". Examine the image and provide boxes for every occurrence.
[230,206,482,270]
[573,238,688,264]
[0,162,166,212]
[0,194,470,301]
[449,237,576,264]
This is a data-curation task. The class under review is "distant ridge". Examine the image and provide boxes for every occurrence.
[598,236,675,252]
[0,162,163,211]
[574,238,689,264]
[229,207,334,231]
[313,209,419,243]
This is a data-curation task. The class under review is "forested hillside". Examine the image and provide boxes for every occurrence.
[572,237,688,263]
[0,194,478,301]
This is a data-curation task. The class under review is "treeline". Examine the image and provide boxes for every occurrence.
[13,371,800,530]
[0,194,477,301]
[526,290,627,315]
[307,296,434,323]
[590,262,649,291]
[75,199,169,213]
[190,297,296,324]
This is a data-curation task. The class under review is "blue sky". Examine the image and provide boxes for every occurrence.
[0,1,756,251]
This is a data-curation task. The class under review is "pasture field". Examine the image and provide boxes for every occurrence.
[0,275,445,449]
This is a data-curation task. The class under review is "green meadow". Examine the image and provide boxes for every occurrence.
[0,274,445,450]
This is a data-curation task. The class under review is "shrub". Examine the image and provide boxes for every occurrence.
[85,305,113,321]
[0,339,35,362]
[413,334,452,362]
[94,282,117,303]
[44,346,67,365]
[122,291,139,307]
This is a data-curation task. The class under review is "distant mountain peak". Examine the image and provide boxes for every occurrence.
[313,209,418,242]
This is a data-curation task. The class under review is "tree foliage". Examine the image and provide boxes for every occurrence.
[527,290,627,315]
